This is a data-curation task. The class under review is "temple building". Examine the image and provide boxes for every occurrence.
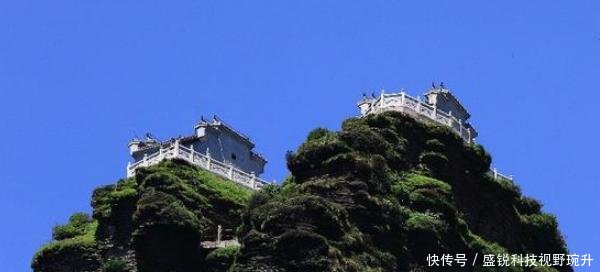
[126,116,268,190]
[357,84,478,143]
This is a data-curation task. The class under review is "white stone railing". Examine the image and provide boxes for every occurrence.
[200,224,241,249]
[127,141,270,190]
[489,167,514,182]
[361,91,513,182]
[362,91,473,143]
[200,239,240,249]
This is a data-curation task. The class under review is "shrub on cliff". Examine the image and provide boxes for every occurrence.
[52,212,95,240]
[205,245,240,272]
[32,213,100,272]
[101,259,128,272]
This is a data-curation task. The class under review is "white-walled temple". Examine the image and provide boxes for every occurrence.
[357,84,478,143]
[126,116,269,190]
[357,84,513,181]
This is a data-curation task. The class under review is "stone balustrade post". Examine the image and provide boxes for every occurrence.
[206,148,212,169]
[416,96,421,113]
[143,153,148,165]
[217,225,222,244]
[173,140,180,157]
[400,92,406,105]
[432,104,437,118]
[228,165,234,180]
[189,144,194,160]
[250,172,256,189]
[467,129,472,144]
[493,168,498,180]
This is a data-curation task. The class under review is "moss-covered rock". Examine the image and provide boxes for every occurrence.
[33,111,571,272]
[33,159,252,272]
[205,245,240,272]
[235,111,571,272]
[32,214,100,272]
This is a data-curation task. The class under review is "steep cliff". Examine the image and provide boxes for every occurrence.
[32,160,250,272]
[32,112,570,272]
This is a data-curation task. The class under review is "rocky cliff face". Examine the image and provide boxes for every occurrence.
[32,112,571,272]
[32,160,250,272]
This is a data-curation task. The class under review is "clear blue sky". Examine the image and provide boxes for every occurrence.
[1,1,598,271]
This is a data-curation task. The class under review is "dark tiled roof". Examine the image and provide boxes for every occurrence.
[424,88,471,119]
[197,117,255,148]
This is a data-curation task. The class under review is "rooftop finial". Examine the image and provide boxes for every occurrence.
[432,82,436,89]
[440,82,445,89]
[144,132,156,141]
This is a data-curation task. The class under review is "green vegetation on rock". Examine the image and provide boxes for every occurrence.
[235,112,570,272]
[32,112,571,272]
[101,259,129,272]
[33,159,252,272]
[205,246,241,272]
[32,213,100,272]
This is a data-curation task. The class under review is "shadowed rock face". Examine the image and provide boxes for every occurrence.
[32,112,571,272]
[233,112,571,272]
